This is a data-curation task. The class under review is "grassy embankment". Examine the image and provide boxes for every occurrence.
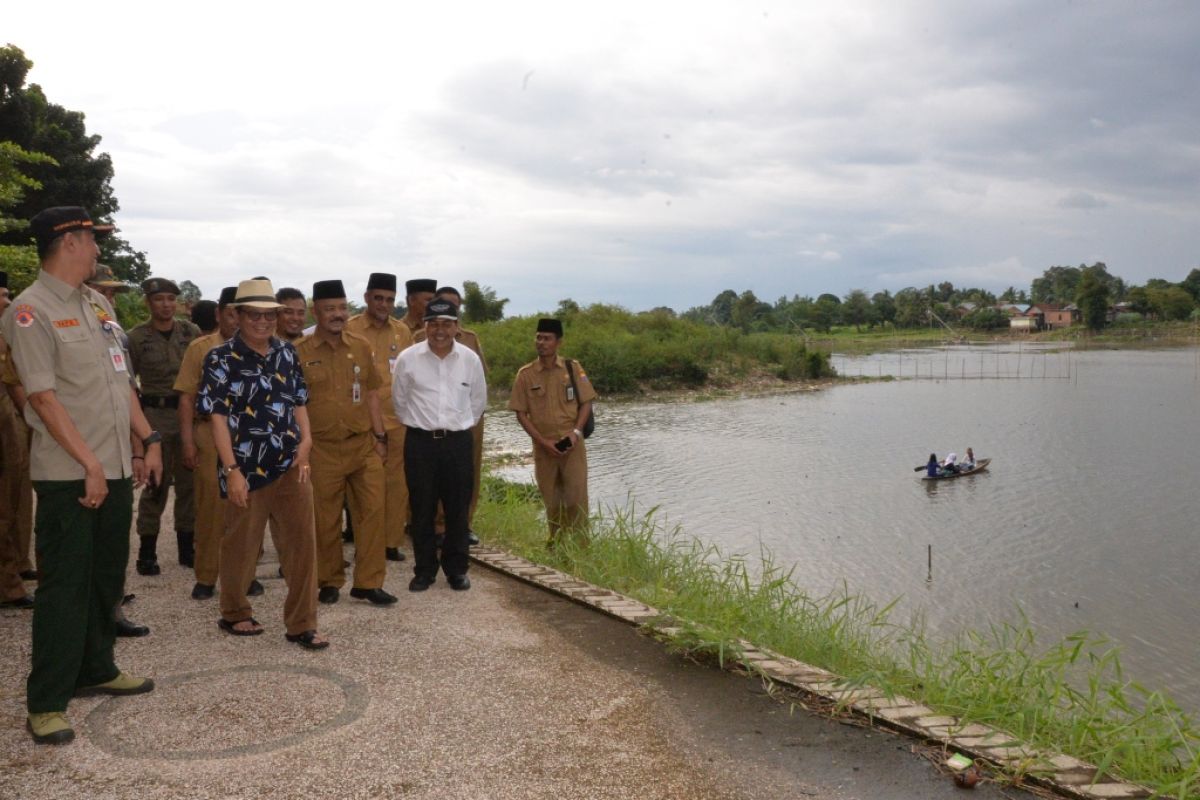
[475,475,1200,798]
[475,307,833,395]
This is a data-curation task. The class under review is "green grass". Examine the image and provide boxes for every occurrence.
[476,474,1200,798]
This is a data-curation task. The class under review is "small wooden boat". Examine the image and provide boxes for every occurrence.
[921,458,990,480]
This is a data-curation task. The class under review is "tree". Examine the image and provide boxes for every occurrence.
[462,281,508,323]
[177,279,202,306]
[1148,286,1195,321]
[1031,265,1082,304]
[0,44,150,283]
[1075,267,1110,331]
[709,289,738,325]
[842,289,873,331]
[730,290,769,331]
[893,287,928,328]
[870,290,896,325]
[1181,268,1200,302]
[1126,286,1152,317]
[0,141,55,233]
[555,298,581,317]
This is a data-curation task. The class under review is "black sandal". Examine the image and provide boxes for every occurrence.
[285,630,329,650]
[218,617,264,636]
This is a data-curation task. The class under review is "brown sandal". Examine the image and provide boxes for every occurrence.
[218,617,263,636]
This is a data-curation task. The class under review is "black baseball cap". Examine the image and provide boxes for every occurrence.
[31,206,114,258]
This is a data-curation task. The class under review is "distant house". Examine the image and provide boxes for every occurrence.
[1009,306,1044,331]
[955,302,977,318]
[1032,303,1079,329]
[997,303,1031,317]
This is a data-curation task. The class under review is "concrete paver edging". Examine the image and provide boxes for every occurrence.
[469,544,1157,800]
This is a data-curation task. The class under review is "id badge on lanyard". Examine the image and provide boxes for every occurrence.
[352,365,362,404]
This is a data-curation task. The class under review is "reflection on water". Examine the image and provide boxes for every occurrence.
[485,346,1200,710]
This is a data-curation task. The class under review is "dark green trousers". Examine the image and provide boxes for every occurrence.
[28,478,132,714]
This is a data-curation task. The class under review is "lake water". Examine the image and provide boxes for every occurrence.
[485,345,1200,710]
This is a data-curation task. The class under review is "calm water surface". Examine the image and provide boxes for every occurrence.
[486,346,1200,709]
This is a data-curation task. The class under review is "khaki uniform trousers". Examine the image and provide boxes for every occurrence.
[191,419,222,586]
[136,405,196,538]
[220,466,318,637]
[0,414,34,597]
[533,438,590,544]
[312,432,386,590]
[383,425,408,550]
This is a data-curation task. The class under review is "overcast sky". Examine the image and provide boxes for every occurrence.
[6,1,1199,314]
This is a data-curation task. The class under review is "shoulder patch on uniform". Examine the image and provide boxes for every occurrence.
[14,305,35,328]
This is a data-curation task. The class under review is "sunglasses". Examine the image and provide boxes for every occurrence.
[241,310,278,322]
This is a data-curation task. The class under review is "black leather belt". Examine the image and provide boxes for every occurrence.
[407,427,469,439]
[141,395,179,409]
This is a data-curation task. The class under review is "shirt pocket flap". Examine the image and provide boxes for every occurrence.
[54,325,91,344]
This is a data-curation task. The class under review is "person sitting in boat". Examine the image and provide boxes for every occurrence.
[926,454,940,478]
[941,452,959,475]
[962,448,976,470]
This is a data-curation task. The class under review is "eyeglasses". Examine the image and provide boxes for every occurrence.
[241,310,278,322]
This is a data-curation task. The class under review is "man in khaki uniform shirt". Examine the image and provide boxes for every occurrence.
[297,280,394,606]
[401,278,436,335]
[2,207,162,744]
[0,271,34,607]
[413,286,487,540]
[174,287,238,600]
[346,272,412,562]
[275,286,307,343]
[127,277,200,574]
[508,318,596,546]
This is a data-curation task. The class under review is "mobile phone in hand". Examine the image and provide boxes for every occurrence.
[555,437,572,452]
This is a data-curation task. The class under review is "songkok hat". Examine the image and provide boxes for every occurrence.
[30,206,114,258]
[218,286,238,308]
[423,298,459,321]
[406,278,437,296]
[366,273,397,293]
[312,280,346,301]
[536,318,564,337]
[141,277,181,296]
[233,278,282,309]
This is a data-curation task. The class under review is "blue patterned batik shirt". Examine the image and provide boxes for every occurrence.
[196,333,308,495]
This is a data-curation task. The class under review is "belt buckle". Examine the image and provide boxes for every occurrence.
[432,429,446,439]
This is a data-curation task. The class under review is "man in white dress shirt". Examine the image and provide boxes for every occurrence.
[391,297,486,592]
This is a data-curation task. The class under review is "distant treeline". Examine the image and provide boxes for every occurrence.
[476,304,834,395]
[673,262,1200,333]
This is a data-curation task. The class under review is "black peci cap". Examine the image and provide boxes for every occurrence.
[312,280,346,301]
[218,286,239,308]
[406,278,437,296]
[536,318,564,337]
[366,273,397,293]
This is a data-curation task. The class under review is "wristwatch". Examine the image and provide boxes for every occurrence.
[222,464,241,477]
[142,430,163,448]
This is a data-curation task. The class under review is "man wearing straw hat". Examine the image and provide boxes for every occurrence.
[197,278,326,649]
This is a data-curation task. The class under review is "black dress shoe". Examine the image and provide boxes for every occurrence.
[247,579,264,596]
[408,576,435,592]
[467,531,480,546]
[1,595,34,609]
[135,559,161,576]
[191,583,215,600]
[385,547,407,562]
[349,587,398,605]
[448,575,471,591]
[19,570,37,581]
[115,617,150,637]
[318,586,339,604]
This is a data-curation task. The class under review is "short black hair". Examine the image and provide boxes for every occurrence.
[276,287,305,303]
[190,300,218,331]
[435,285,461,299]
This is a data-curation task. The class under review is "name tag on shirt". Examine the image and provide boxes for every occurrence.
[110,347,128,373]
